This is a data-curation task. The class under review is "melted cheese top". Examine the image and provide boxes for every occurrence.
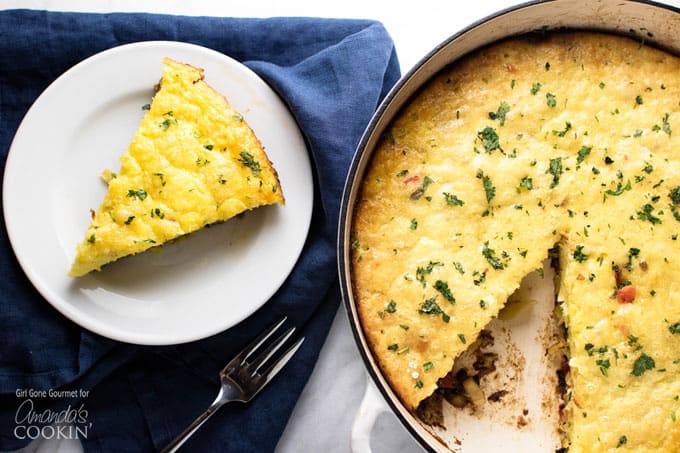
[352,32,680,451]
[69,58,283,277]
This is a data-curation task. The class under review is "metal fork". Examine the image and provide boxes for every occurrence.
[160,317,304,453]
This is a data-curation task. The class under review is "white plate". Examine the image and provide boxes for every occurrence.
[2,41,313,345]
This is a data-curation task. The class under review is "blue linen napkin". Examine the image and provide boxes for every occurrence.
[0,10,400,452]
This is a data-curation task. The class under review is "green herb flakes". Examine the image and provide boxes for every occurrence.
[443,192,465,206]
[411,176,434,200]
[546,92,557,107]
[418,296,450,323]
[547,157,563,188]
[127,189,148,201]
[477,171,496,203]
[577,145,592,164]
[238,151,261,176]
[482,242,506,270]
[488,101,511,126]
[434,280,456,304]
[478,126,502,153]
[518,176,533,191]
[573,245,588,262]
[637,204,662,225]
[616,435,628,448]
[632,353,656,376]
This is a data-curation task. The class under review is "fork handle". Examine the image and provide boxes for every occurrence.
[160,391,226,453]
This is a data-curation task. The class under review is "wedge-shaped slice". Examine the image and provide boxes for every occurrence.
[69,58,284,277]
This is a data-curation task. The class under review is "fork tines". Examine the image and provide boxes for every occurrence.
[223,317,304,384]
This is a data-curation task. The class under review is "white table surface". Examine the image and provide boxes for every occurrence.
[5,1,680,452]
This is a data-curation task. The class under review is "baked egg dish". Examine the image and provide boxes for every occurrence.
[351,31,680,451]
[69,58,283,277]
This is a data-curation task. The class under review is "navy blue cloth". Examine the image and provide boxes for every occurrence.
[0,10,399,452]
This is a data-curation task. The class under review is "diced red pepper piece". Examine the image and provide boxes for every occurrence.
[403,175,419,184]
[616,285,636,303]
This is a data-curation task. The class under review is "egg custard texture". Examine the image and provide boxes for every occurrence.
[69,58,284,277]
[352,32,680,451]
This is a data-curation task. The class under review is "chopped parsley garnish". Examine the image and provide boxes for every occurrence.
[637,203,662,225]
[616,435,628,448]
[518,176,533,191]
[458,334,467,344]
[415,379,424,389]
[124,216,135,225]
[482,242,506,270]
[552,121,572,137]
[530,82,542,95]
[670,186,680,205]
[669,322,680,334]
[385,300,397,313]
[127,189,148,201]
[663,112,672,136]
[454,262,465,274]
[478,126,502,153]
[410,218,418,230]
[418,296,450,323]
[635,95,644,105]
[632,352,656,376]
[87,234,95,244]
[577,145,592,164]
[547,157,563,188]
[387,344,399,351]
[423,362,434,371]
[477,170,496,203]
[396,169,409,177]
[141,103,151,110]
[596,358,611,376]
[488,101,511,126]
[160,111,178,130]
[410,176,434,200]
[605,180,632,198]
[238,151,261,176]
[443,192,465,206]
[416,261,443,287]
[546,92,557,107]
[573,245,588,262]
[473,270,486,285]
[153,172,166,186]
[434,280,456,304]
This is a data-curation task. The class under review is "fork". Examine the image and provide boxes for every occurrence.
[160,317,304,453]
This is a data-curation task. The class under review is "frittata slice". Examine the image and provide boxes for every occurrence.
[69,58,284,277]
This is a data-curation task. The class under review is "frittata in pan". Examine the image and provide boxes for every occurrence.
[69,58,283,277]
[352,32,680,451]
